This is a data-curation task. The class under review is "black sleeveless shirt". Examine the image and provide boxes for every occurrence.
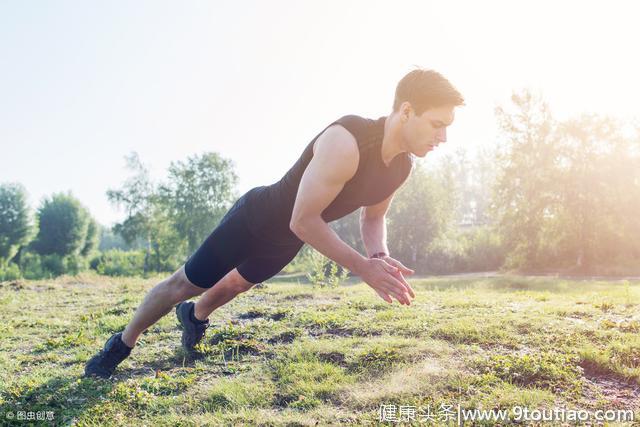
[242,115,414,246]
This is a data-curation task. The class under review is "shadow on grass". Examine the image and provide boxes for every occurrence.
[0,372,118,425]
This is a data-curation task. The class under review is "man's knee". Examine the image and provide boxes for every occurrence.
[228,269,256,293]
[166,266,206,299]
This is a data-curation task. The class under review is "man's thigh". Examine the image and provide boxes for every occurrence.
[236,242,304,285]
[184,202,257,289]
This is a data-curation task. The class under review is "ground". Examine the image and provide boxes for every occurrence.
[0,273,639,426]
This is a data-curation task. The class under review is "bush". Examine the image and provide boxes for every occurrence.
[64,254,89,275]
[0,263,21,281]
[463,226,506,272]
[90,249,145,276]
[305,249,348,288]
[20,251,45,279]
[423,234,467,274]
[41,254,66,277]
[17,251,91,279]
[20,252,66,279]
[421,226,506,274]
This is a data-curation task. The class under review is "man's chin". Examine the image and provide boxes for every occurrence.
[415,148,433,157]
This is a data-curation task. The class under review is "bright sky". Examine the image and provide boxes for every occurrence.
[1,0,638,226]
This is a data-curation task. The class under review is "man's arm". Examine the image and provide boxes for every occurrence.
[289,125,413,305]
[289,125,364,273]
[361,194,416,284]
[360,194,394,257]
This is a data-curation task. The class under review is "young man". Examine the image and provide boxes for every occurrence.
[85,68,464,379]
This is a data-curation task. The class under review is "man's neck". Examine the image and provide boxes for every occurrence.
[381,113,406,166]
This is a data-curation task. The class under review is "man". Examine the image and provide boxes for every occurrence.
[85,68,464,379]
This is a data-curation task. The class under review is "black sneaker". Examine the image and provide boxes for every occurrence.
[84,332,133,379]
[176,301,209,353]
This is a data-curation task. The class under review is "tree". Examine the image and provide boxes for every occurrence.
[0,183,33,266]
[107,152,156,247]
[491,90,559,270]
[108,152,183,273]
[159,152,238,255]
[32,193,91,257]
[550,114,640,272]
[387,161,454,268]
[80,217,100,258]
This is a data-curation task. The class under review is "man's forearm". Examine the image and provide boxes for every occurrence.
[360,215,389,257]
[291,217,367,274]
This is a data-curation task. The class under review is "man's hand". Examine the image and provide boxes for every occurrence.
[357,258,415,305]
[381,255,416,299]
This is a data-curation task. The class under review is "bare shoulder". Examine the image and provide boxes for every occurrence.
[312,124,358,157]
[309,124,359,183]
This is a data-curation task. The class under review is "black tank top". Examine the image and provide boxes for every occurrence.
[242,115,414,245]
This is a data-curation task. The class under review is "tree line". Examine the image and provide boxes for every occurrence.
[1,90,639,281]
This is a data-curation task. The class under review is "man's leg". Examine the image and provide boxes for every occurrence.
[85,264,213,378]
[120,266,207,348]
[192,268,255,321]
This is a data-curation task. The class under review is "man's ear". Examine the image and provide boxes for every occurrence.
[400,102,413,123]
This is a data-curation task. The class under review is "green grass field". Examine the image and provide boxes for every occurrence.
[1,273,639,426]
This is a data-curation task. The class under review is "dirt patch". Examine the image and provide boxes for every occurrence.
[238,310,265,320]
[282,293,313,301]
[582,373,640,409]
[2,281,25,291]
[267,331,299,344]
[317,351,347,366]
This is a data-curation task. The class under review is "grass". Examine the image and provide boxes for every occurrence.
[0,272,639,425]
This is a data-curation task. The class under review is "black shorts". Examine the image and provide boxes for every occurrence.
[184,191,304,289]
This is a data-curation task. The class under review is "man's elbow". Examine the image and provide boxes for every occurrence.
[289,216,316,239]
[289,218,307,239]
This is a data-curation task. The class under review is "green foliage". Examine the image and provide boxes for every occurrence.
[80,218,100,257]
[423,233,468,274]
[18,251,45,279]
[305,249,349,288]
[492,90,559,270]
[31,193,92,258]
[0,183,34,266]
[492,90,640,273]
[108,153,168,273]
[90,249,145,276]
[63,254,89,275]
[0,262,21,281]
[159,152,238,255]
[98,226,132,251]
[40,254,66,277]
[16,251,89,279]
[388,162,453,268]
[108,152,236,273]
[423,226,506,274]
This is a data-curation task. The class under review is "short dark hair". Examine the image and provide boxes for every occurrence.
[393,68,464,115]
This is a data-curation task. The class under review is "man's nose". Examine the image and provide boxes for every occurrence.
[436,127,447,143]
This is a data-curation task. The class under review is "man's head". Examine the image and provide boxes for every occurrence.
[392,68,464,157]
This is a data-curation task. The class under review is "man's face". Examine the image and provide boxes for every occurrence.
[400,103,456,157]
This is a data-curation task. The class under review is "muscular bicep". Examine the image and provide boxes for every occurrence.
[290,125,359,228]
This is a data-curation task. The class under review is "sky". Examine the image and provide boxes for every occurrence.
[1,0,639,226]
